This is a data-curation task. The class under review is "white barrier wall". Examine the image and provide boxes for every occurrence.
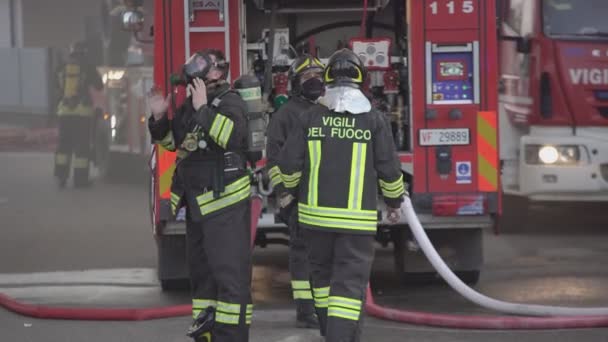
[0,47,53,115]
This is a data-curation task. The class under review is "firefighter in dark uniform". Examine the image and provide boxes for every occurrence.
[147,49,252,342]
[266,54,325,329]
[54,41,103,188]
[278,49,406,342]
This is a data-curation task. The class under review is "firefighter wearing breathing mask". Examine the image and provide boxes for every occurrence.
[266,54,325,329]
[278,49,406,342]
[147,49,252,342]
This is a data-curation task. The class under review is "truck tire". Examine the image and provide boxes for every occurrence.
[156,234,189,292]
[498,195,529,233]
[455,270,480,286]
[392,226,483,286]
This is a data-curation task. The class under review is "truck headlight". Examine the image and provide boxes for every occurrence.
[538,146,559,164]
[525,145,581,165]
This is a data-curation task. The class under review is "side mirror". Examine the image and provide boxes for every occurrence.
[122,10,145,32]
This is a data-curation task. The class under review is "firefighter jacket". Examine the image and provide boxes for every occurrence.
[148,84,251,221]
[278,104,406,235]
[56,60,103,117]
[266,96,315,194]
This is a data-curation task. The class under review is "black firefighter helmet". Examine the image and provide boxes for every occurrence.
[323,48,367,88]
[288,54,325,94]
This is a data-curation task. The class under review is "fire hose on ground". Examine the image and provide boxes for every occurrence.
[1,194,608,329]
[365,197,608,329]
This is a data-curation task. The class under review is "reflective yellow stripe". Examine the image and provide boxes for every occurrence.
[246,304,253,324]
[293,290,314,300]
[291,280,311,290]
[270,174,283,187]
[295,58,311,73]
[329,296,361,310]
[307,140,322,206]
[217,118,234,148]
[281,172,301,182]
[216,312,240,325]
[348,142,367,210]
[269,166,283,187]
[298,203,376,220]
[313,287,330,307]
[200,187,250,216]
[197,177,251,216]
[73,157,89,169]
[197,176,250,206]
[328,307,360,321]
[192,309,202,319]
[155,131,175,151]
[209,114,228,143]
[217,301,241,314]
[328,296,362,321]
[216,301,241,325]
[299,212,377,232]
[55,153,68,165]
[379,175,405,199]
[281,171,301,189]
[268,166,281,178]
[193,299,217,308]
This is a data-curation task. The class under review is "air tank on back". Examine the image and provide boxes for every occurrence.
[233,75,266,164]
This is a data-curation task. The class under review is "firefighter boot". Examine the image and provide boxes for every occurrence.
[187,307,215,342]
[296,300,319,329]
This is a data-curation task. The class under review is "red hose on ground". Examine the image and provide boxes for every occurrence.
[365,287,608,330]
[0,293,190,321]
[3,196,608,328]
[0,196,265,321]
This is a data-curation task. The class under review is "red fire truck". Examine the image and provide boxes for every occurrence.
[498,0,608,204]
[120,0,499,289]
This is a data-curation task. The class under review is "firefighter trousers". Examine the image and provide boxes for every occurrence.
[187,199,253,342]
[287,208,315,314]
[304,229,375,342]
[54,115,91,186]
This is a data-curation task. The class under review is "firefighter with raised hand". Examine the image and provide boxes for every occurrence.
[147,49,253,342]
[278,48,407,341]
[266,54,325,329]
[54,41,103,188]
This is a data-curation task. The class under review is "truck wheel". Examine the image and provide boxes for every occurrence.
[455,270,480,286]
[392,225,436,285]
[156,234,189,292]
[498,195,529,233]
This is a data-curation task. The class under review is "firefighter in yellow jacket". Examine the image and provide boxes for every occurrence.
[148,49,252,342]
[54,41,103,188]
[278,49,406,342]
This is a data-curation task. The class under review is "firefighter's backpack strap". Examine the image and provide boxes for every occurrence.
[210,89,235,109]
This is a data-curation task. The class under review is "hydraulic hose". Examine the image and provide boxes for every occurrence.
[400,197,608,317]
[364,197,608,329]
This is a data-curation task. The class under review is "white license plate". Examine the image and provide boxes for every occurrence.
[419,128,470,146]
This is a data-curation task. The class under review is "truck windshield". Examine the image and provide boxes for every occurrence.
[543,0,608,39]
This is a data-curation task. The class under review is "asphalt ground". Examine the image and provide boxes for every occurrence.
[1,152,607,341]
